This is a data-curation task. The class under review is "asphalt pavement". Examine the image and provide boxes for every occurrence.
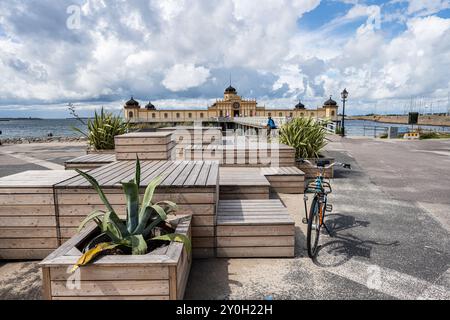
[0,138,449,300]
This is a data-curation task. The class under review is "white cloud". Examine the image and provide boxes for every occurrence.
[0,0,449,116]
[162,64,211,91]
[407,0,450,16]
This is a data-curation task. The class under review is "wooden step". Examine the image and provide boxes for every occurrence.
[260,167,305,194]
[65,154,116,170]
[216,199,295,258]
[219,168,270,200]
[114,132,175,161]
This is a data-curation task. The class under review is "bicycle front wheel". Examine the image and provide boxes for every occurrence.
[307,196,322,258]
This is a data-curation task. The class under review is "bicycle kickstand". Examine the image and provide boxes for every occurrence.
[322,223,333,237]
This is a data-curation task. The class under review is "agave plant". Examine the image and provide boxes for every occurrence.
[71,107,129,150]
[70,157,191,272]
[279,117,329,159]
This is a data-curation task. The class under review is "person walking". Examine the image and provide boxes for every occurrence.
[267,116,277,138]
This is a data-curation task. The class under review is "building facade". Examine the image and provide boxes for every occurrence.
[124,86,339,123]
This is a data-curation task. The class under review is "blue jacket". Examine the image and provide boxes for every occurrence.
[267,118,276,129]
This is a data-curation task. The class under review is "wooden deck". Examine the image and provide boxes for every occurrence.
[65,154,116,170]
[0,170,78,260]
[184,143,296,166]
[219,167,270,200]
[260,167,305,194]
[55,160,219,258]
[216,200,295,258]
[114,132,176,161]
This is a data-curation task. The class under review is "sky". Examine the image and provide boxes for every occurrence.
[0,0,449,118]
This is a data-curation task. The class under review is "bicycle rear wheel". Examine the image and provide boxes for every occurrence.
[307,196,322,258]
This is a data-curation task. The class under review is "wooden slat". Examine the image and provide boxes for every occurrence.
[0,227,57,238]
[183,162,204,186]
[172,162,196,186]
[0,216,56,227]
[51,280,170,297]
[0,205,54,215]
[217,236,294,247]
[216,246,294,258]
[0,238,58,249]
[66,154,115,164]
[0,248,54,260]
[0,194,54,205]
[53,296,169,300]
[217,225,294,236]
[50,266,169,281]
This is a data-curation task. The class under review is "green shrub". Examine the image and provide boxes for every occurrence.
[72,107,129,150]
[335,127,345,135]
[279,117,328,158]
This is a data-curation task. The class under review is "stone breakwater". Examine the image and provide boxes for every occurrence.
[0,136,87,145]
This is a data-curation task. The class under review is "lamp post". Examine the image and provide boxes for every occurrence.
[340,88,348,137]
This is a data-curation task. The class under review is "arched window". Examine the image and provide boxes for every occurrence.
[300,113,304,117]
[176,113,180,118]
[289,112,293,117]
[128,111,133,118]
[164,113,168,119]
[152,113,156,118]
[188,113,192,118]
[219,110,223,117]
[279,112,282,117]
[268,112,272,117]
[250,110,253,116]
[331,111,335,116]
[311,112,315,117]
[200,113,204,118]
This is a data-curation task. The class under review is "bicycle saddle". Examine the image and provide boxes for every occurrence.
[316,159,330,167]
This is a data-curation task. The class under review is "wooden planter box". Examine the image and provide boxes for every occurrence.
[296,156,335,179]
[40,217,192,300]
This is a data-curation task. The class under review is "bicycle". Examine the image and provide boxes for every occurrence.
[298,158,351,258]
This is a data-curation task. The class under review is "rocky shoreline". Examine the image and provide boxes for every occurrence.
[0,136,87,145]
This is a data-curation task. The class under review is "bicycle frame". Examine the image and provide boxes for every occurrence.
[303,166,331,226]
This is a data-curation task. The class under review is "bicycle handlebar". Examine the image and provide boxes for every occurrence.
[298,158,351,170]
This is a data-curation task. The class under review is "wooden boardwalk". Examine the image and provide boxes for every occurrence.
[0,170,78,260]
[216,199,295,258]
[55,160,219,258]
[65,154,116,170]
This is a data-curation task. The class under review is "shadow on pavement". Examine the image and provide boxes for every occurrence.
[312,213,399,268]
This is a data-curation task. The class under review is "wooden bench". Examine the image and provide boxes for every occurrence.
[0,170,78,260]
[219,167,270,200]
[54,160,219,258]
[216,199,295,258]
[157,126,222,145]
[114,132,176,161]
[260,167,305,194]
[184,143,296,167]
[64,154,116,170]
